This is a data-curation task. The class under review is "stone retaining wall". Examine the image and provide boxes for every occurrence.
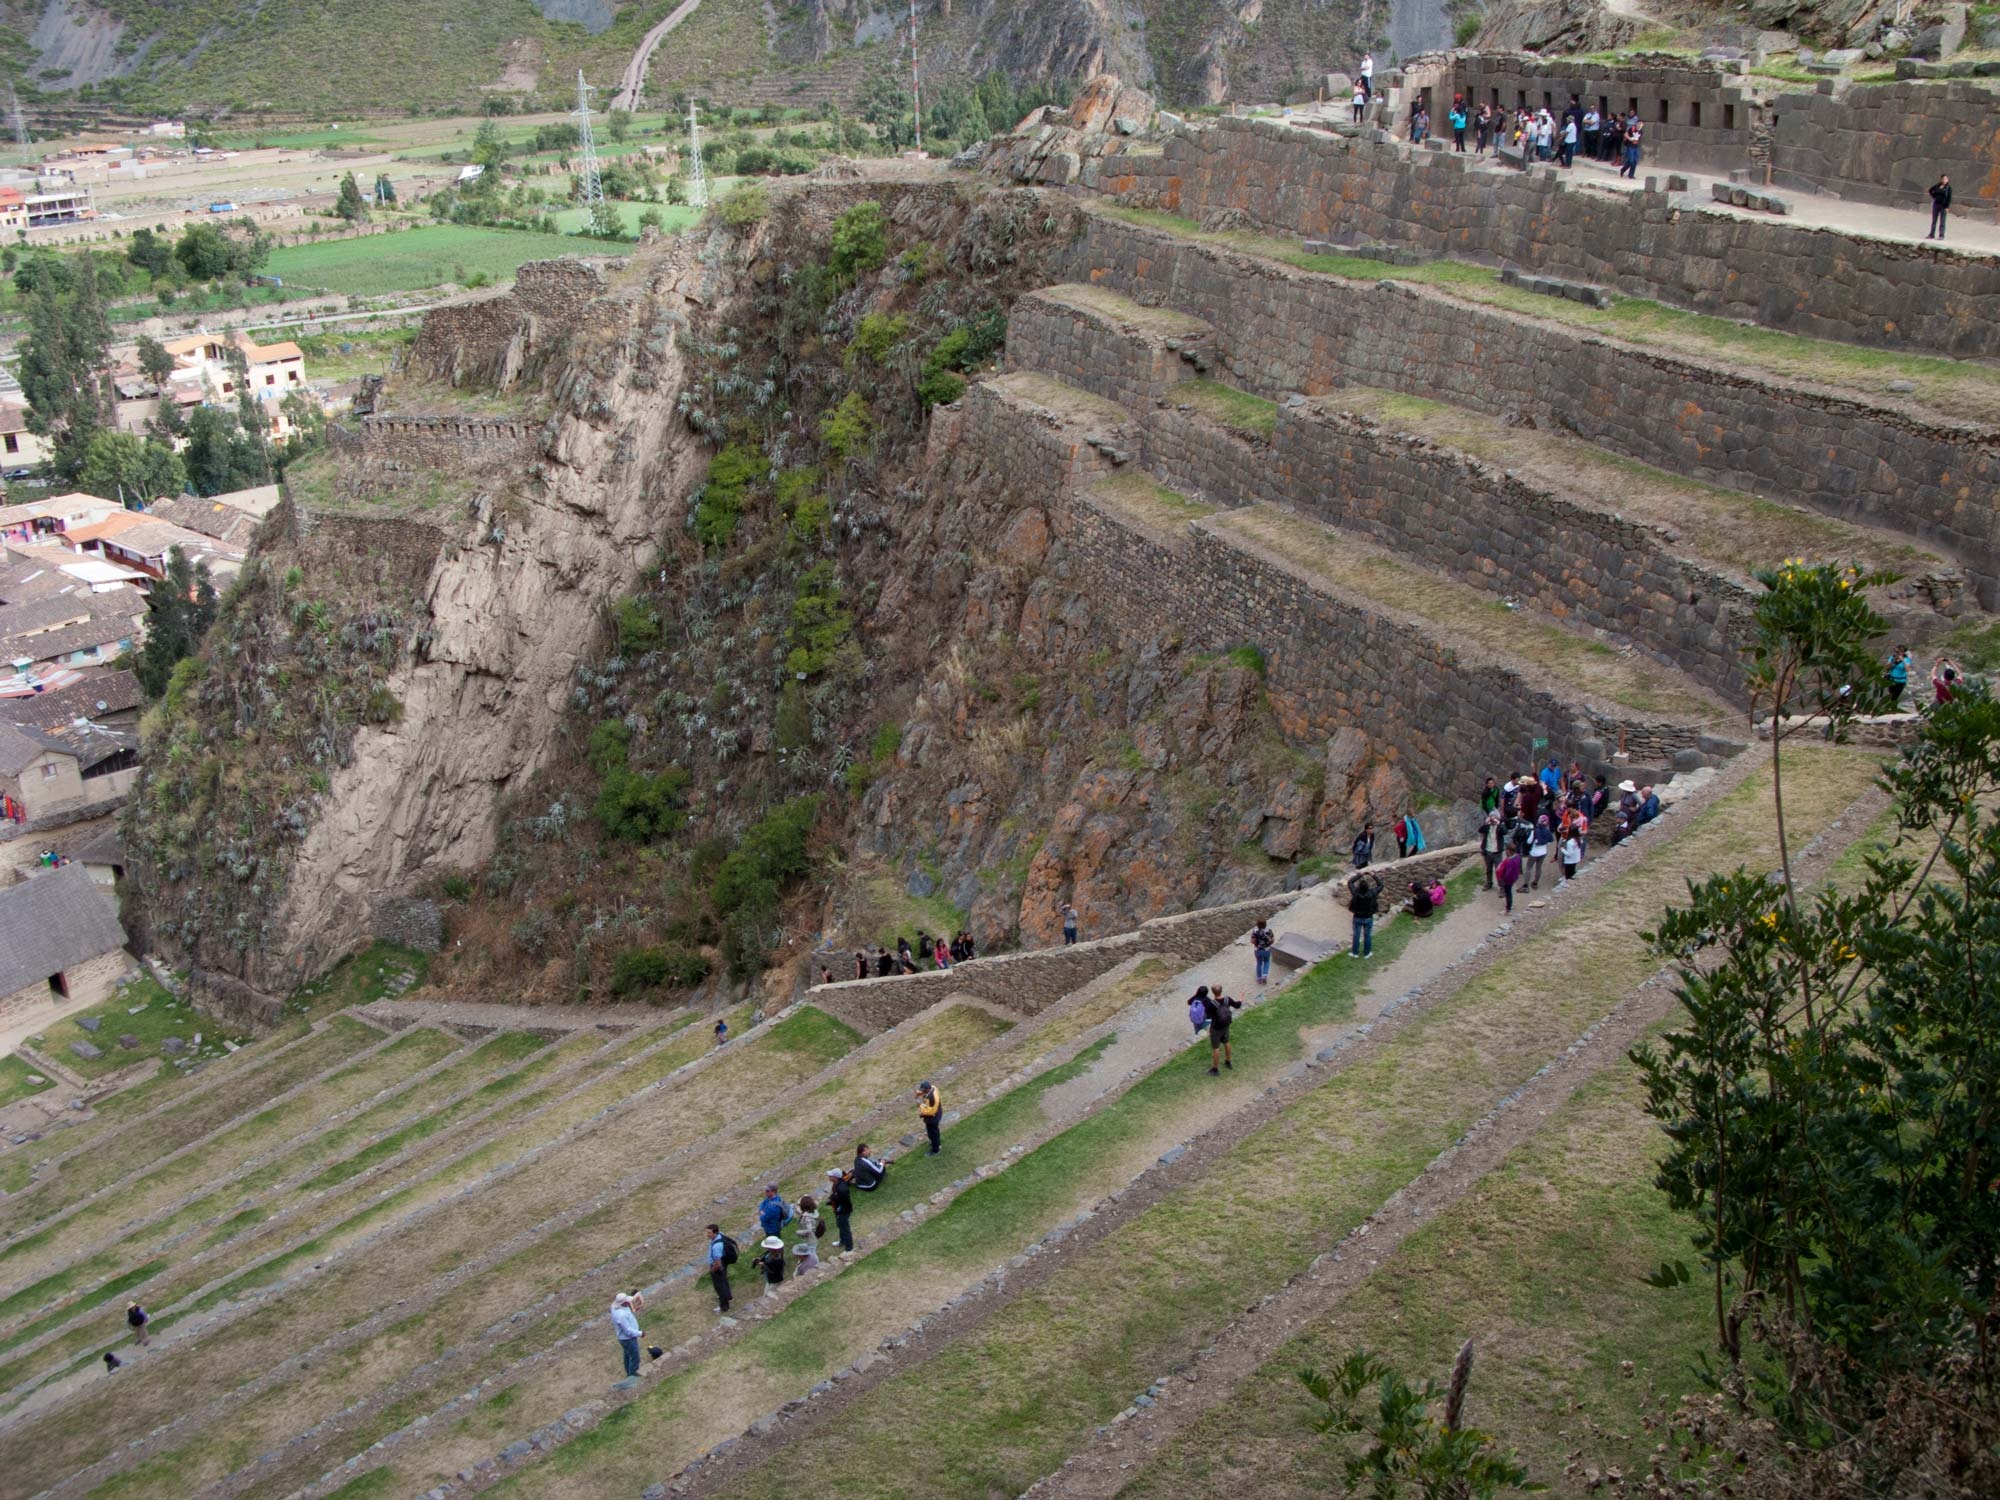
[1067,214,2000,606]
[410,257,612,388]
[329,414,537,473]
[1006,290,1206,410]
[1140,405,1266,509]
[1769,79,2000,222]
[191,966,288,1033]
[1092,116,2000,358]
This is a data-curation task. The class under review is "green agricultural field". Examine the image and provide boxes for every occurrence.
[214,127,387,150]
[264,226,602,296]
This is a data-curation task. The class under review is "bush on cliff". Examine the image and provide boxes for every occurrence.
[589,718,690,842]
[829,200,889,285]
[713,794,823,976]
[610,943,712,996]
[693,440,765,549]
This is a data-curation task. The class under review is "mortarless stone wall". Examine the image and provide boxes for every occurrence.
[1091,116,2000,358]
[1768,79,2000,222]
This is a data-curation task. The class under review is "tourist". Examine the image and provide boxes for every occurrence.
[1201,989,1242,1074]
[876,946,896,977]
[1589,774,1611,824]
[1540,757,1563,800]
[610,1292,644,1380]
[1534,108,1553,161]
[756,1236,788,1296]
[852,1141,889,1191]
[1582,102,1601,161]
[1188,987,1211,1038]
[103,1351,121,1373]
[960,929,977,961]
[1638,786,1662,826]
[1351,821,1375,869]
[897,937,917,974]
[1479,811,1503,889]
[1347,868,1383,957]
[916,1080,943,1155]
[1885,646,1912,708]
[1393,812,1411,860]
[1474,102,1492,153]
[1250,918,1275,984]
[1402,809,1426,855]
[126,1302,150,1347]
[707,1224,735,1313]
[1411,103,1429,145]
[1359,52,1374,102]
[1516,772,1542,827]
[1560,113,1577,167]
[852,950,867,982]
[792,1194,823,1273]
[1449,97,1468,151]
[1620,114,1643,178]
[758,1184,792,1241]
[1496,846,1523,914]
[1933,654,1961,704]
[1559,829,1583,882]
[825,1167,855,1251]
[1405,880,1436,919]
[713,1016,729,1047]
[1479,774,1501,815]
[933,935,951,970]
[1060,901,1079,945]
[1352,81,1367,123]
[1927,174,1951,240]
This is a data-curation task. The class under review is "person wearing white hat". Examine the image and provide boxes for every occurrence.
[610,1292,644,1380]
[756,1235,788,1295]
[825,1166,855,1252]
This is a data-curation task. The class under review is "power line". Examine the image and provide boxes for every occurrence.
[686,97,707,210]
[573,69,613,238]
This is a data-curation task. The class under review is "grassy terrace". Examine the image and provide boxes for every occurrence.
[0,1027,648,1400]
[0,1016,385,1235]
[1091,204,2000,426]
[1090,473,1216,534]
[7,1008,886,1492]
[1325,387,1947,579]
[264,226,598,297]
[0,1027,463,1288]
[0,1033,551,1353]
[985,370,1133,426]
[32,976,246,1081]
[663,746,1882,1500]
[1208,505,1730,719]
[1175,378,1277,440]
[71,1006,1014,1500]
[1035,283,1214,339]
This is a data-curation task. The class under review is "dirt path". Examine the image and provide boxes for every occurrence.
[610,0,704,112]
[1022,778,1890,1498]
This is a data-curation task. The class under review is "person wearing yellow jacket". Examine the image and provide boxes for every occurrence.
[916,1080,943,1155]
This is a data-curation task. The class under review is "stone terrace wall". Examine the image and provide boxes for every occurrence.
[1141,406,1266,509]
[1094,117,2000,358]
[810,845,1477,1034]
[1452,55,1764,173]
[1067,215,2000,606]
[1005,290,1208,410]
[329,414,538,473]
[1769,79,2000,221]
[411,257,612,386]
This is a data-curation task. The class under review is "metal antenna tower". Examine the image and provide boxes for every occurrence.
[685,97,707,209]
[573,69,611,236]
[908,0,922,155]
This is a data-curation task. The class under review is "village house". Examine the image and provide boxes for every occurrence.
[0,588,146,677]
[0,669,142,736]
[0,405,48,471]
[151,331,312,441]
[60,510,245,585]
[0,493,122,548]
[0,862,135,1029]
[0,719,139,826]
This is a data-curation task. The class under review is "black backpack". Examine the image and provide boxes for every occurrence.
[718,1234,739,1266]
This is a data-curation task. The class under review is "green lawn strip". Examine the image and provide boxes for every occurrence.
[0,1055,53,1110]
[2,1011,868,1491]
[0,1017,383,1239]
[1113,1067,1713,1498]
[0,1027,461,1286]
[0,1030,632,1397]
[285,943,435,1023]
[486,894,1459,1495]
[32,976,240,1082]
[641,752,1881,1500]
[1175,378,1278,440]
[1089,204,2000,423]
[0,1035,550,1350]
[265,226,598,296]
[116,1009,1007,1500]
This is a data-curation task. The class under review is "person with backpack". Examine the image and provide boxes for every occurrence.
[610,1292,645,1380]
[707,1224,737,1313]
[825,1167,855,1252]
[1347,869,1383,958]
[915,1080,943,1155]
[756,1236,788,1296]
[1351,822,1375,869]
[1250,919,1275,984]
[713,1017,729,1047]
[1202,990,1243,1075]
[126,1302,150,1347]
[1188,986,1212,1039]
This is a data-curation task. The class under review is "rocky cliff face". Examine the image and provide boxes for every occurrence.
[131,181,1422,1017]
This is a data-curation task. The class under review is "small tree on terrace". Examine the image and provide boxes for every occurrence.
[135,334,175,389]
[1631,560,2000,1490]
[335,171,367,221]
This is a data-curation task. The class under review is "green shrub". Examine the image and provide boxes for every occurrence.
[610,944,711,996]
[819,392,875,462]
[918,310,1005,405]
[595,764,690,841]
[1455,12,1482,45]
[733,144,774,175]
[786,561,858,679]
[716,182,768,227]
[693,441,765,549]
[438,873,473,902]
[712,794,824,977]
[916,369,967,407]
[847,310,908,366]
[613,596,664,654]
[828,200,889,283]
[1226,644,1269,677]
[587,718,632,776]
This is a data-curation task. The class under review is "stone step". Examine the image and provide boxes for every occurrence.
[1007,284,1217,410]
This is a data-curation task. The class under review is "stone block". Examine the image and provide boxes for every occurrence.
[117,1034,140,1049]
[159,1036,188,1056]
[70,1041,102,1061]
[76,1016,101,1033]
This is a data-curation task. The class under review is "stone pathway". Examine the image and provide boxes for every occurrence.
[354,997,684,1034]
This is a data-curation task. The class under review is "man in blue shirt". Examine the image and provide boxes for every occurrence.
[1539,758,1562,800]
[758,1185,791,1240]
[610,1293,643,1380]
